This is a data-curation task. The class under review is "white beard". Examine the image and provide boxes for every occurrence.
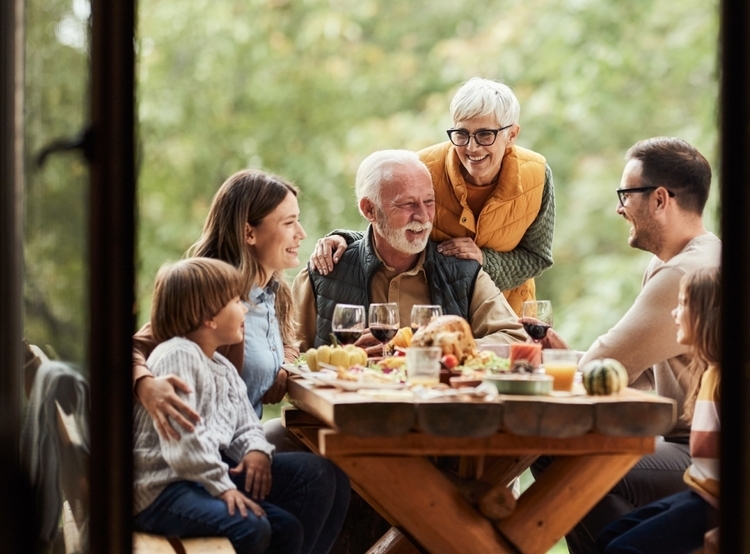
[373,210,432,255]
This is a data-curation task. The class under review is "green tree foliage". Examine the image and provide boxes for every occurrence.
[137,0,719,349]
[24,0,719,365]
[24,0,90,364]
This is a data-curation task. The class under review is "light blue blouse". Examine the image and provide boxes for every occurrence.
[242,281,283,418]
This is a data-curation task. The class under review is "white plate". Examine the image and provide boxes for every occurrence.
[283,363,404,391]
[330,379,405,392]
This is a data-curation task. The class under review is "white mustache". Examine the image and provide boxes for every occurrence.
[404,222,432,233]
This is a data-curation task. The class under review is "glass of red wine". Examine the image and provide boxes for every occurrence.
[331,304,365,345]
[368,303,400,358]
[521,300,553,342]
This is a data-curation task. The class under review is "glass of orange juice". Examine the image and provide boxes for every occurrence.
[542,349,579,392]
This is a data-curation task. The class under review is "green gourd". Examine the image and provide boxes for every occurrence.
[581,358,629,395]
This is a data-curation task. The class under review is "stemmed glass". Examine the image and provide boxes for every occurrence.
[368,303,399,358]
[410,304,442,333]
[331,304,365,345]
[521,300,554,342]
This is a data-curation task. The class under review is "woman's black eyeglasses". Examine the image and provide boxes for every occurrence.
[446,124,513,147]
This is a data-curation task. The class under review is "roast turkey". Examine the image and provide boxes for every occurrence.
[410,315,477,364]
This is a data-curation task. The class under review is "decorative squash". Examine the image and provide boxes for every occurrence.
[581,358,629,395]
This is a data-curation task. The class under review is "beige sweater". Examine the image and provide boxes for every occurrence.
[133,337,274,514]
[580,233,721,440]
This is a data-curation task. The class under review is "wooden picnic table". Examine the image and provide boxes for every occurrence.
[283,376,676,554]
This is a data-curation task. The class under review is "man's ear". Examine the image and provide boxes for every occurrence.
[245,222,256,246]
[360,198,377,223]
[653,186,671,213]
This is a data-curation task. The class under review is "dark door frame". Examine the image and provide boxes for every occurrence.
[86,0,136,551]
[719,0,750,551]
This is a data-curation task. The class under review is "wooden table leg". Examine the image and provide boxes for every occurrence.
[495,453,642,554]
[331,455,517,554]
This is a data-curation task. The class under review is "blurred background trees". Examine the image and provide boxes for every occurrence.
[24,0,720,362]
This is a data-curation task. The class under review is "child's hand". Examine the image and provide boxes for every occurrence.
[229,451,272,500]
[218,489,266,518]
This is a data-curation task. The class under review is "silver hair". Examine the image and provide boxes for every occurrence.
[449,77,521,128]
[355,150,429,216]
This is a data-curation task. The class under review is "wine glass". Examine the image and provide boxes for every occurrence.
[410,304,442,333]
[368,303,399,358]
[521,300,554,342]
[331,304,365,345]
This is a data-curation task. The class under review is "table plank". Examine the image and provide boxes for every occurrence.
[593,392,677,436]
[501,397,593,437]
[288,379,415,436]
[318,429,655,457]
[288,378,676,439]
[416,401,502,437]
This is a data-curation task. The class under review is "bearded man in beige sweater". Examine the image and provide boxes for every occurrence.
[532,137,721,554]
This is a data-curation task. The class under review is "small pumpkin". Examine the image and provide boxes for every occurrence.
[581,358,629,395]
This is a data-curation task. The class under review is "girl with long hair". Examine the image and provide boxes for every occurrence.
[596,266,721,554]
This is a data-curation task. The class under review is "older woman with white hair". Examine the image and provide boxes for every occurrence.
[312,77,555,315]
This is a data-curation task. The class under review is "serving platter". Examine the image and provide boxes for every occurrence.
[483,373,553,395]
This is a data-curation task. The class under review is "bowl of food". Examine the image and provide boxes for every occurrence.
[483,373,553,395]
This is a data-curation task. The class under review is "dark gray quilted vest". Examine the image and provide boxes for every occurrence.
[309,226,480,346]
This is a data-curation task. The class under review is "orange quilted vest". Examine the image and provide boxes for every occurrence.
[418,141,546,314]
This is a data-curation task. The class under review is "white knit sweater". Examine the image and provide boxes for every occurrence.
[133,337,275,514]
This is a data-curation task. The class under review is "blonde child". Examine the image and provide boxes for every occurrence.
[133,258,348,553]
[596,267,720,553]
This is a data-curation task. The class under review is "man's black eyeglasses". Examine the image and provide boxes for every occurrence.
[446,124,513,147]
[616,186,675,207]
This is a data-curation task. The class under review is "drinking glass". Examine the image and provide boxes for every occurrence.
[368,303,399,358]
[331,304,365,345]
[542,349,579,392]
[521,300,554,342]
[406,346,442,386]
[410,304,442,333]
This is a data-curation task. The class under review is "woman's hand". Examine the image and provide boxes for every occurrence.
[310,235,348,274]
[437,238,484,264]
[135,375,201,440]
[218,489,266,518]
[262,368,288,404]
[230,451,272,500]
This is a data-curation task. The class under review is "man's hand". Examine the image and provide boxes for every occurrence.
[437,238,484,264]
[218,489,266,518]
[262,368,288,404]
[135,375,201,440]
[309,235,348,274]
[519,317,571,349]
[355,330,388,358]
[230,451,272,500]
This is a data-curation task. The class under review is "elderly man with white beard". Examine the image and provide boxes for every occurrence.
[292,149,527,353]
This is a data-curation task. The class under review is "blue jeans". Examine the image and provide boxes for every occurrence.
[595,490,718,554]
[134,452,350,554]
